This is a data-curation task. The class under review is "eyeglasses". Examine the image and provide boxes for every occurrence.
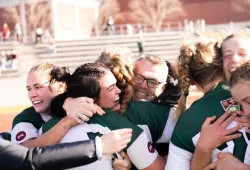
[133,74,165,88]
[42,80,51,85]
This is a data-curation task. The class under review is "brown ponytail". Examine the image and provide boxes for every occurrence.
[176,42,223,117]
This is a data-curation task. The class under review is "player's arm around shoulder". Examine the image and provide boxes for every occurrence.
[11,107,42,146]
[11,107,78,148]
[23,116,77,148]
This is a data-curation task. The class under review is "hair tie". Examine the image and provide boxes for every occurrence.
[184,92,189,97]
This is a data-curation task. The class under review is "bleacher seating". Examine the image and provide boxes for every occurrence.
[35,31,186,70]
[0,69,20,78]
[0,41,20,78]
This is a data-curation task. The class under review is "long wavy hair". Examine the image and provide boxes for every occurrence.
[96,49,134,114]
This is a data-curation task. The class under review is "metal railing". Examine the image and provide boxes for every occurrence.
[202,21,250,32]
[92,21,183,36]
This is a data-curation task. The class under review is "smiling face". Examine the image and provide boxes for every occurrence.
[26,70,61,114]
[222,37,250,83]
[26,70,66,114]
[98,70,121,111]
[133,59,168,101]
[231,81,250,117]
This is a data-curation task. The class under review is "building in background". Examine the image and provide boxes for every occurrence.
[0,0,99,41]
[0,0,249,40]
[51,0,98,40]
[116,0,250,25]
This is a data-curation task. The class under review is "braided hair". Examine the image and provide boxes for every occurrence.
[29,62,57,73]
[50,63,108,117]
[176,42,223,117]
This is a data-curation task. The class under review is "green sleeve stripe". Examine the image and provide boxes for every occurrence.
[12,107,45,130]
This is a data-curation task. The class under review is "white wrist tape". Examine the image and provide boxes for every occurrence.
[95,136,103,160]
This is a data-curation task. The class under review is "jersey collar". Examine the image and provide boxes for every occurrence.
[205,82,228,95]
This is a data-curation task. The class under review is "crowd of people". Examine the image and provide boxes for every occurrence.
[1,22,53,45]
[1,22,22,42]
[1,31,250,170]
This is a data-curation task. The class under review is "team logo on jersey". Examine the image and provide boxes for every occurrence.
[16,131,26,141]
[147,142,155,153]
[220,97,240,112]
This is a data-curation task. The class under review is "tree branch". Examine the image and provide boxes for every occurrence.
[232,0,250,14]
[129,0,184,31]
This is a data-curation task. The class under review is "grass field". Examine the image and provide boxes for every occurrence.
[0,93,202,132]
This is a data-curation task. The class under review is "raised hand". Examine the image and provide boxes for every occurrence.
[197,111,242,152]
[101,128,132,155]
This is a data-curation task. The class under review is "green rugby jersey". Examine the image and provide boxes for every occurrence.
[166,82,250,170]
[11,107,51,144]
[40,109,159,170]
[124,101,176,144]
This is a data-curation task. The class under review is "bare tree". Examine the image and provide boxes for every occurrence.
[26,2,50,33]
[4,1,50,35]
[129,0,184,32]
[93,0,121,36]
[232,0,250,14]
[3,6,21,23]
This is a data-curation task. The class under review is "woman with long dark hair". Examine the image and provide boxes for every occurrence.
[43,63,166,170]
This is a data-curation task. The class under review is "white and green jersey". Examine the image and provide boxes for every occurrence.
[11,107,51,144]
[166,83,250,170]
[40,109,159,170]
[124,101,176,144]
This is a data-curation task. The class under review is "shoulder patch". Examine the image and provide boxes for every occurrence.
[220,97,240,112]
[16,131,26,141]
[147,142,155,153]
